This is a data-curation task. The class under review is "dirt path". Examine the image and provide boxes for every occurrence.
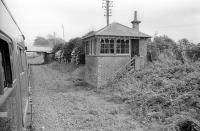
[31,64,143,131]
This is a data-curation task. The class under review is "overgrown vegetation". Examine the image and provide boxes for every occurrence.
[147,36,200,63]
[106,35,200,130]
[52,37,85,65]
[52,43,63,53]
[106,61,200,130]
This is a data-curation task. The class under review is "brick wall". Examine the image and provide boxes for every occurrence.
[84,56,98,87]
[85,39,148,87]
[134,39,148,70]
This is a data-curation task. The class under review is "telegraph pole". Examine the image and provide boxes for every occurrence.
[102,0,113,26]
[62,24,65,44]
[54,32,56,46]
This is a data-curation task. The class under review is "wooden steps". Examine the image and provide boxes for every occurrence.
[109,57,136,84]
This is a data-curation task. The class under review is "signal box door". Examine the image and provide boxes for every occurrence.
[131,39,139,58]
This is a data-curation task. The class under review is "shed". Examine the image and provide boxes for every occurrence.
[82,11,151,87]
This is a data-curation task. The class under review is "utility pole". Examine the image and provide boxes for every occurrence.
[62,24,65,44]
[54,32,56,46]
[102,0,113,26]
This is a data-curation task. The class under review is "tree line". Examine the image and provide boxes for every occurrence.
[33,34,200,65]
[147,35,200,63]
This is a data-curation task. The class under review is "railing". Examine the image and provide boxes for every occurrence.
[109,57,136,84]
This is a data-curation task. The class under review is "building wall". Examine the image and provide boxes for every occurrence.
[135,39,148,70]
[84,56,98,87]
[139,39,147,57]
[84,39,149,88]
[97,56,130,87]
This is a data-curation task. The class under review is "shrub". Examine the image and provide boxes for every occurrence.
[107,61,200,130]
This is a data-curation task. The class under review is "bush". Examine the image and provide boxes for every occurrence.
[106,61,200,130]
[186,45,200,62]
[52,43,63,53]
[62,37,84,64]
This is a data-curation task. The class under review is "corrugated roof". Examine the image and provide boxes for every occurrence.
[27,46,52,53]
[83,22,151,39]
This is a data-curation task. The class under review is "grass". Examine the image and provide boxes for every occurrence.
[49,62,79,74]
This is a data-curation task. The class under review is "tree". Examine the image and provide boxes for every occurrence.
[52,43,63,53]
[185,45,200,62]
[177,38,191,50]
[62,37,83,63]
[33,36,49,46]
[147,35,177,61]
[153,35,176,52]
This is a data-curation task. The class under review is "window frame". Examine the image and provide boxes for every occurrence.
[0,38,13,94]
[17,47,24,73]
[100,39,115,54]
[116,39,129,54]
[85,41,89,55]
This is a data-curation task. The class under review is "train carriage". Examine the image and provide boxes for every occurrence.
[0,0,29,130]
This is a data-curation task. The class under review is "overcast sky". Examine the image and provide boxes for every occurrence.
[5,0,200,45]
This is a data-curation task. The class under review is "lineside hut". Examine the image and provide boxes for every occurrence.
[82,11,151,87]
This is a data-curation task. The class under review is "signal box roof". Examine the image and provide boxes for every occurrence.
[82,22,151,39]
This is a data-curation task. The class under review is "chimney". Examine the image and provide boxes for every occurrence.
[131,11,141,31]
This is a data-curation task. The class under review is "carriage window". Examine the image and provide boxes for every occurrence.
[18,48,24,73]
[0,39,13,93]
[21,51,27,71]
[0,51,5,94]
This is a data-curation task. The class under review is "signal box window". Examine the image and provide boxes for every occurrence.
[100,39,114,54]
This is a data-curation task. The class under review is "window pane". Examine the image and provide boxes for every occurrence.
[116,48,120,53]
[105,39,109,43]
[116,42,121,54]
[0,51,5,93]
[100,48,104,53]
[0,40,13,89]
[125,48,129,53]
[110,39,114,43]
[101,39,104,43]
[100,39,114,54]
[86,42,89,55]
[111,49,114,53]
[100,43,104,53]
[121,42,125,48]
[121,48,125,53]
[105,43,109,48]
[105,48,109,53]
[125,43,129,48]
[110,43,114,48]
[101,43,105,48]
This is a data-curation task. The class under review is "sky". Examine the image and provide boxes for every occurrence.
[5,0,200,46]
